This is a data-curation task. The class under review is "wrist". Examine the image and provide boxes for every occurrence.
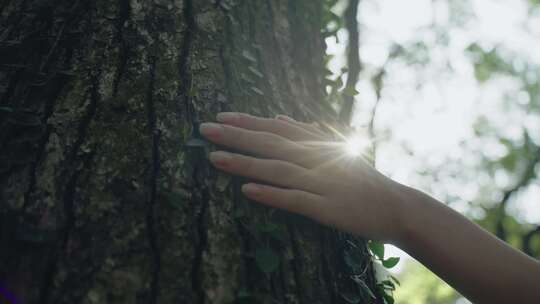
[385,181,427,246]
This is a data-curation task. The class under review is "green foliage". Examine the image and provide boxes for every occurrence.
[343,86,359,97]
[382,257,400,269]
[368,240,385,260]
[465,43,514,83]
[368,240,400,269]
[393,261,461,304]
[322,0,344,40]
[391,42,431,66]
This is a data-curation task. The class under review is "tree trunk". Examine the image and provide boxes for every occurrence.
[0,0,381,303]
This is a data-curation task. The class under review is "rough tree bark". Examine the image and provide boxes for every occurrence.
[0,0,381,303]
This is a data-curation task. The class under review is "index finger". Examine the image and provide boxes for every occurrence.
[216,112,327,142]
[199,122,311,167]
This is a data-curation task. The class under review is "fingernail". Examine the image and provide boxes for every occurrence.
[199,123,223,139]
[209,151,232,167]
[242,183,261,196]
[216,112,239,123]
[276,115,296,122]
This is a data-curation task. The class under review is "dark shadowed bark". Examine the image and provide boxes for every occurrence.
[0,0,381,303]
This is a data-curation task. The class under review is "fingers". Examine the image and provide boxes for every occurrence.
[241,183,334,227]
[200,122,312,167]
[209,151,326,194]
[275,114,329,139]
[216,112,326,141]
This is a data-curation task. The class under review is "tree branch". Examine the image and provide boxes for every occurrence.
[339,0,361,125]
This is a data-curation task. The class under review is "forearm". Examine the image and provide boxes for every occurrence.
[393,184,540,303]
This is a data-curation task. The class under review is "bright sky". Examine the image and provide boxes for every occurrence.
[326,0,540,284]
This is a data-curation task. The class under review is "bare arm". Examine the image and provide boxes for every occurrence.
[199,112,540,304]
[395,185,540,303]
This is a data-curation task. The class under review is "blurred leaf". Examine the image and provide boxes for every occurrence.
[382,291,395,304]
[368,240,385,260]
[343,86,359,96]
[380,280,396,291]
[390,275,401,286]
[382,257,400,269]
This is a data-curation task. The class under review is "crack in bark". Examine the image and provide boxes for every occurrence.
[1,1,85,186]
[22,72,73,212]
[21,0,87,212]
[176,2,208,303]
[144,54,161,304]
[111,0,131,97]
[286,223,305,304]
[38,72,100,304]
[175,3,212,300]
[187,156,210,304]
[319,229,337,303]
[0,2,27,84]
[178,0,195,120]
[191,184,209,304]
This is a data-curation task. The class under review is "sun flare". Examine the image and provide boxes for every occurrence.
[344,136,367,157]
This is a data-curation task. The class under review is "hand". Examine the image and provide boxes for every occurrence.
[199,112,406,242]
[200,113,540,304]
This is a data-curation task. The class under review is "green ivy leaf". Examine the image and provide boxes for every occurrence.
[255,248,279,274]
[380,280,396,291]
[382,257,400,269]
[390,275,401,286]
[382,291,395,304]
[343,86,359,96]
[368,240,385,260]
